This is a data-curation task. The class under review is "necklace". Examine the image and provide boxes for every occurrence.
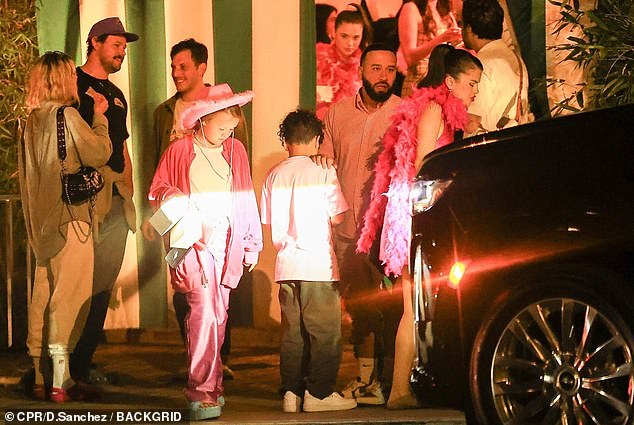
[194,134,230,181]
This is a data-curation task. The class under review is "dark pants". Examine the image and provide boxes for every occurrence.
[279,281,342,399]
[70,196,128,381]
[334,234,402,384]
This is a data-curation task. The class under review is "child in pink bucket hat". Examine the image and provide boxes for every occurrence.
[148,83,262,420]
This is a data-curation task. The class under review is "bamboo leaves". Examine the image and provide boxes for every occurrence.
[547,0,634,113]
[0,1,38,193]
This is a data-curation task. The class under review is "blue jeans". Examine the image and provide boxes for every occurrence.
[278,281,342,399]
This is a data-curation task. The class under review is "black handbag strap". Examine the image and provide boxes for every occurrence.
[56,106,86,167]
[56,106,67,161]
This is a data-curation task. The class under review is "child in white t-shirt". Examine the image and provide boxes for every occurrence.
[261,109,356,413]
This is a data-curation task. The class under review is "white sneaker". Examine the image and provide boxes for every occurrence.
[303,390,357,412]
[283,391,302,413]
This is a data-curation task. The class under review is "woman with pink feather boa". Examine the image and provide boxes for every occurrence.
[357,44,482,409]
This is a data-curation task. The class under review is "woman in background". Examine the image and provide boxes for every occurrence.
[346,2,375,50]
[398,0,462,97]
[315,10,365,119]
[316,3,338,44]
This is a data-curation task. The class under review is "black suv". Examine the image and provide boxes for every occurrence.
[409,104,634,424]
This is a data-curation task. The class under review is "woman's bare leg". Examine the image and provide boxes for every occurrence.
[387,269,419,408]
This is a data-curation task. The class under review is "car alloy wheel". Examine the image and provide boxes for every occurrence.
[471,282,634,424]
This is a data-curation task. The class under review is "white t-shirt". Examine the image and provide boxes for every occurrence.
[468,39,530,133]
[261,156,348,282]
[189,143,232,245]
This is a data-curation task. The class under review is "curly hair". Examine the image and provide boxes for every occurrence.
[278,109,324,145]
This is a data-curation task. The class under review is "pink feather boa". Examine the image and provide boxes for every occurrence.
[356,84,467,276]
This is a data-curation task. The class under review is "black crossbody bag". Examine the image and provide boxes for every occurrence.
[57,106,104,205]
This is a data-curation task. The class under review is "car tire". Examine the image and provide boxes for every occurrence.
[469,277,634,425]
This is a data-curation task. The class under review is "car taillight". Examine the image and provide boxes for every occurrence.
[410,178,453,215]
[448,261,466,288]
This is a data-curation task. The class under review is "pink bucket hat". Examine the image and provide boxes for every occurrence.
[181,83,254,130]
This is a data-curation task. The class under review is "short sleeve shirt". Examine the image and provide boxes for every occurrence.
[76,67,129,173]
[468,39,528,132]
[261,156,348,282]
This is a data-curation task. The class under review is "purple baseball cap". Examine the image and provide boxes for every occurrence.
[87,17,139,42]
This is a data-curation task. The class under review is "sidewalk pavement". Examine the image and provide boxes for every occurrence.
[0,328,465,424]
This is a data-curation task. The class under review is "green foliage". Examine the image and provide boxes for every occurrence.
[548,0,634,113]
[0,0,38,193]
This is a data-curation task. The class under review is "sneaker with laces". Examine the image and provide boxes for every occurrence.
[282,391,302,413]
[355,380,385,405]
[341,377,366,399]
[303,390,357,412]
[341,377,385,405]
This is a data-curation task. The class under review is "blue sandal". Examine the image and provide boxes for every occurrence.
[189,401,221,421]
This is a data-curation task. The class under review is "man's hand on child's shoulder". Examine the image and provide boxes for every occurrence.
[310,154,336,169]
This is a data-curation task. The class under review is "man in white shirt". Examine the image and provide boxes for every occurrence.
[462,0,529,135]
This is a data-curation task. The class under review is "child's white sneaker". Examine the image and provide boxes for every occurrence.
[282,391,302,413]
[303,390,357,412]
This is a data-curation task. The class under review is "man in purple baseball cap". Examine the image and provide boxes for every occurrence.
[87,16,139,43]
[69,16,139,394]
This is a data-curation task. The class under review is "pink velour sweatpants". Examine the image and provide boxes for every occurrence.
[183,222,231,403]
